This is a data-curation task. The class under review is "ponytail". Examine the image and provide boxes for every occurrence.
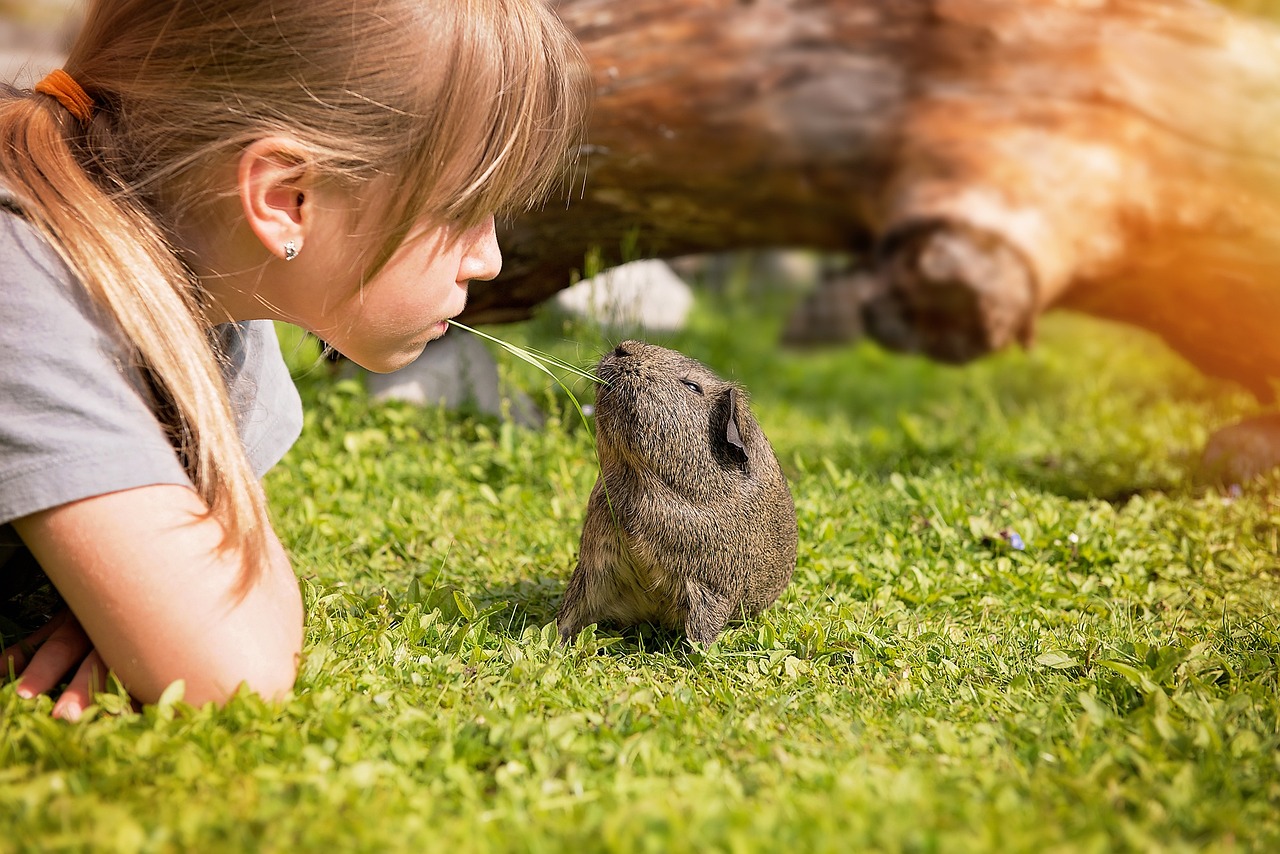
[0,88,271,588]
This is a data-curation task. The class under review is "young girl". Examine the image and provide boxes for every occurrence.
[0,0,590,721]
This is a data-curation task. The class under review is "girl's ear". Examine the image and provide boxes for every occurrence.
[237,137,315,261]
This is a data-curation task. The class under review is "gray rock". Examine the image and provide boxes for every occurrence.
[554,259,693,332]
[364,330,544,428]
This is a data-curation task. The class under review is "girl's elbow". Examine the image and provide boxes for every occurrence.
[236,643,302,702]
[234,542,305,701]
[223,586,305,702]
[179,556,305,706]
[182,635,302,707]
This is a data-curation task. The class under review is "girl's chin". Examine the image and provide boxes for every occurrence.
[335,320,453,374]
[393,322,452,369]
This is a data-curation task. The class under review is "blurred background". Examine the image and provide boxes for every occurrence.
[0,0,77,88]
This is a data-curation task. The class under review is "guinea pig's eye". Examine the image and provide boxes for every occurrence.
[680,379,704,395]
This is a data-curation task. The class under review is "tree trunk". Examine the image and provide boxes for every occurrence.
[464,0,1280,400]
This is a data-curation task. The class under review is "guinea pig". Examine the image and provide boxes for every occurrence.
[556,340,798,647]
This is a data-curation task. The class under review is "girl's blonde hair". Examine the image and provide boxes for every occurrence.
[0,0,591,587]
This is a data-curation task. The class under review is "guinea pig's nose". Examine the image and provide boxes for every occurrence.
[613,344,631,358]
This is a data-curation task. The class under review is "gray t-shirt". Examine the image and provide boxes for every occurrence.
[0,195,303,573]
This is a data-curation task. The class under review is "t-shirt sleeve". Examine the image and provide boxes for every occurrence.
[0,213,302,527]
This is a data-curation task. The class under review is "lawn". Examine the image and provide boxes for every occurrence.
[2,283,1279,852]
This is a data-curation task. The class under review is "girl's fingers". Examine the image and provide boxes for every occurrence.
[52,649,108,722]
[13,614,92,699]
[1,609,72,679]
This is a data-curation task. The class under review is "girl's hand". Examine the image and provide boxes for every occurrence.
[2,609,108,721]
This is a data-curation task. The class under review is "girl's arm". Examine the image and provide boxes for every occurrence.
[9,483,303,714]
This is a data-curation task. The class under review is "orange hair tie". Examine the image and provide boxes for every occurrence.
[34,69,95,125]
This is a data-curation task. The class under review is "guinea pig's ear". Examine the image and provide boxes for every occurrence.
[724,388,748,467]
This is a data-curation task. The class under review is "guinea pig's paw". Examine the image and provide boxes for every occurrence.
[555,619,591,647]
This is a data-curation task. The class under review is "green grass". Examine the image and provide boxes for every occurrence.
[4,287,1280,852]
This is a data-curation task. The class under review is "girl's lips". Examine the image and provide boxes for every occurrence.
[413,320,449,348]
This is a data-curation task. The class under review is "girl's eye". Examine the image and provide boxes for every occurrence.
[681,379,703,395]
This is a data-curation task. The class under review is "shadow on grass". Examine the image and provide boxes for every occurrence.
[474,576,693,654]
[0,551,62,645]
[1001,452,1204,504]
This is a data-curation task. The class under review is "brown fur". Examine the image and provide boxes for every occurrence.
[556,341,798,647]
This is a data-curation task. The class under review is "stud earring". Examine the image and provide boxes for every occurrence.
[283,240,299,262]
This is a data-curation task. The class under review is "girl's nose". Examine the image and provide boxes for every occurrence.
[459,215,502,282]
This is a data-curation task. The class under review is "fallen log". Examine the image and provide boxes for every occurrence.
[468,0,1280,402]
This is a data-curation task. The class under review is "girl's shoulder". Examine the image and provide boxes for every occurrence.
[0,187,116,340]
[0,188,193,527]
[0,182,112,340]
[0,184,302,493]
[1,183,59,256]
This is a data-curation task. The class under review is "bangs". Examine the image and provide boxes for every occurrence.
[374,0,592,261]
[444,0,593,224]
